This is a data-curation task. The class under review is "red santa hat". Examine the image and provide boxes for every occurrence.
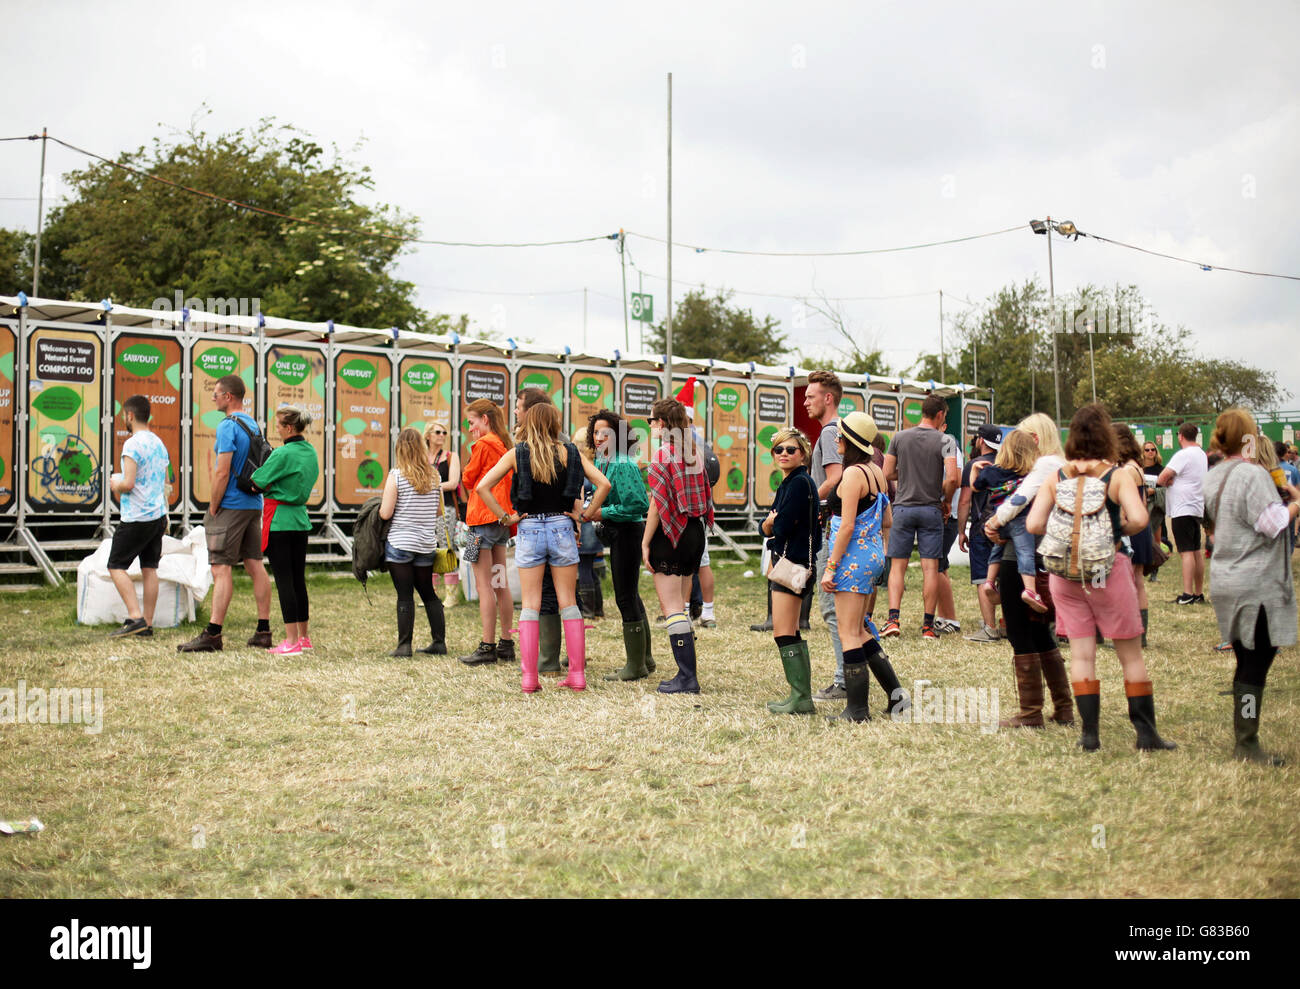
[675,376,698,418]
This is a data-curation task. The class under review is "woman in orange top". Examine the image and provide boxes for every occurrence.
[458,398,517,666]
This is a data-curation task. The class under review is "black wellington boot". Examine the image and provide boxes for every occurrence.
[658,627,700,694]
[829,660,872,723]
[865,640,909,716]
[750,585,774,632]
[390,601,414,657]
[418,596,447,654]
[1232,682,1284,766]
[1126,683,1177,751]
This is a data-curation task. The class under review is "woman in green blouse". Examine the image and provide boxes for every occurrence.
[586,410,656,680]
[251,405,321,656]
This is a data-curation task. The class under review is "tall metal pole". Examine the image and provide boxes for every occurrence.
[1088,321,1097,404]
[619,229,629,352]
[938,289,945,384]
[665,72,673,396]
[1046,215,1060,424]
[583,287,588,350]
[973,337,978,389]
[32,127,48,297]
[638,270,644,353]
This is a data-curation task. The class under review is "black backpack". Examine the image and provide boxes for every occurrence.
[229,414,274,494]
[698,437,721,486]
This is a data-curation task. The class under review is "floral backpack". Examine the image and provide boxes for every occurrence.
[1039,464,1117,584]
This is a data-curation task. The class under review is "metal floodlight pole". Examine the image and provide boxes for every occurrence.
[938,289,945,384]
[619,230,629,352]
[638,269,644,353]
[1046,215,1060,424]
[32,127,47,297]
[583,286,588,351]
[1087,319,1097,404]
[665,72,673,396]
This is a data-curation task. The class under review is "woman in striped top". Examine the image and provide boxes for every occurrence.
[379,428,449,657]
[424,421,462,591]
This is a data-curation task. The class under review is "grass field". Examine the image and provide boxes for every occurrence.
[1,555,1296,898]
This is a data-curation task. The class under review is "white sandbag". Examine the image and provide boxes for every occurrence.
[76,525,213,628]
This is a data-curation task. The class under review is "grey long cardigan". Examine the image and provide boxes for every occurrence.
[1203,460,1297,649]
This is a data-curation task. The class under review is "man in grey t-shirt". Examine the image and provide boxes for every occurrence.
[881,394,958,640]
[803,371,846,698]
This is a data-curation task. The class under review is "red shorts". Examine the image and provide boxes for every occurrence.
[1048,553,1144,641]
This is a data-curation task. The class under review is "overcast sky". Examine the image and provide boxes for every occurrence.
[4,0,1298,406]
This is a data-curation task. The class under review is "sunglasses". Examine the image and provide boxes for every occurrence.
[772,445,802,455]
[432,429,447,435]
[1143,447,1157,452]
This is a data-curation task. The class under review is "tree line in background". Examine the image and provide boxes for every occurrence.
[0,117,1285,422]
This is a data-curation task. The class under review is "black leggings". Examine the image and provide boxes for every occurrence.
[998,554,1056,654]
[1232,606,1277,686]
[606,520,648,623]
[389,561,441,615]
[266,530,309,624]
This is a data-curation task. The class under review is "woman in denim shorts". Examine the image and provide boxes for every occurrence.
[458,399,516,667]
[477,402,610,694]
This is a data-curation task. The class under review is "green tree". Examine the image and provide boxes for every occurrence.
[32,114,462,332]
[0,227,32,291]
[646,288,788,364]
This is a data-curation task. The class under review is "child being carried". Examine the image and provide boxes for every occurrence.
[972,430,1048,613]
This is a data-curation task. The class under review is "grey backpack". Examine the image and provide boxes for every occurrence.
[1040,466,1117,584]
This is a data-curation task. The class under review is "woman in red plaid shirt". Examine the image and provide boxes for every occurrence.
[642,397,714,694]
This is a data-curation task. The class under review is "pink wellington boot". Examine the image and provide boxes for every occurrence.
[558,617,586,691]
[518,618,541,693]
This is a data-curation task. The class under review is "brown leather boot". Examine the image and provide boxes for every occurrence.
[1039,647,1075,725]
[999,652,1045,727]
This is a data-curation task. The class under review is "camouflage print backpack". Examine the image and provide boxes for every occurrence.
[1039,465,1117,585]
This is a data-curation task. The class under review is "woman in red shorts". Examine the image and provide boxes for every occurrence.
[1026,404,1176,753]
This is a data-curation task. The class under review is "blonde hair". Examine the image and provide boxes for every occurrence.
[1210,408,1256,457]
[423,421,448,452]
[395,428,436,494]
[995,429,1039,475]
[1253,430,1278,470]
[276,404,313,433]
[770,426,812,466]
[1016,412,1064,458]
[519,402,564,485]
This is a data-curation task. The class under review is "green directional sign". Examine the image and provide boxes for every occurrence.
[630,293,653,323]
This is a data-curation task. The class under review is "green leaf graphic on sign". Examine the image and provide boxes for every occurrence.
[241,365,255,391]
[195,347,237,379]
[838,397,855,418]
[573,376,602,405]
[715,387,740,413]
[0,350,13,382]
[727,466,744,492]
[313,374,325,398]
[84,405,99,433]
[200,409,226,428]
[378,375,390,401]
[903,401,923,425]
[0,455,5,476]
[715,434,734,450]
[739,402,748,418]
[114,400,122,415]
[757,425,779,447]
[59,451,94,486]
[271,355,310,386]
[357,459,384,487]
[340,417,368,436]
[117,342,164,378]
[768,470,782,492]
[439,380,453,402]
[165,361,181,391]
[39,425,70,448]
[403,363,439,393]
[31,386,82,421]
[339,358,377,390]
[521,372,552,393]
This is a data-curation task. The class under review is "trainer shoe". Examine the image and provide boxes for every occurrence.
[137,626,154,638]
[109,617,149,638]
[699,618,717,629]
[177,629,223,652]
[921,625,939,642]
[881,619,902,639]
[964,623,1001,643]
[298,636,313,651]
[933,618,962,635]
[1175,593,1196,605]
[813,682,847,701]
[459,641,499,665]
[496,638,516,663]
[1192,594,1206,604]
[247,629,274,648]
[1214,640,1234,652]
[268,638,302,656]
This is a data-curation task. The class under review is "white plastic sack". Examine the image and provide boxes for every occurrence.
[77,526,213,628]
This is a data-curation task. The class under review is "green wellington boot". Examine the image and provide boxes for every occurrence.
[606,621,650,681]
[1232,682,1285,766]
[639,604,656,673]
[538,613,563,676]
[767,640,816,715]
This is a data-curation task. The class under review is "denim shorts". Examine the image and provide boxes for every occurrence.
[385,540,435,566]
[887,504,945,560]
[986,515,1037,575]
[515,514,580,569]
[469,522,511,548]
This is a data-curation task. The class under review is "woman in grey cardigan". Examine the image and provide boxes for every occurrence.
[1203,408,1300,766]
